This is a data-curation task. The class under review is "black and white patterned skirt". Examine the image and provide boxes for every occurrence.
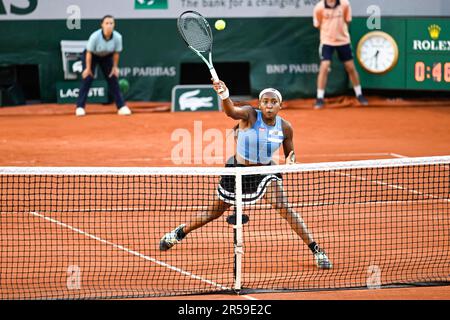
[217,157,282,205]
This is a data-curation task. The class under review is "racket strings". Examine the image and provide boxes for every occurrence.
[178,15,212,52]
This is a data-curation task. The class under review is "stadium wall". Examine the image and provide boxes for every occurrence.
[0,17,349,102]
[0,0,448,103]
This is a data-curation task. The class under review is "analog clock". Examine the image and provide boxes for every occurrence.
[356,31,399,74]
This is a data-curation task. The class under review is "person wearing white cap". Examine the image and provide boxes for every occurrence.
[159,79,333,270]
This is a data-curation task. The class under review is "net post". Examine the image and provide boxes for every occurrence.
[233,170,244,293]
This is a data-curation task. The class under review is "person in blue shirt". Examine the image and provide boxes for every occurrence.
[75,15,131,116]
[159,79,333,270]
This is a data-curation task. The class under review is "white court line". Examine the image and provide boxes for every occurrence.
[333,171,450,203]
[29,211,231,292]
[320,151,449,204]
[389,153,408,158]
[62,198,449,214]
[241,295,259,300]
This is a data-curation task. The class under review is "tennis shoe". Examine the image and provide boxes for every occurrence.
[357,95,369,106]
[159,224,186,251]
[314,98,324,109]
[75,107,86,117]
[118,105,132,116]
[314,251,333,269]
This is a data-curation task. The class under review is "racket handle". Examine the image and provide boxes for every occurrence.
[209,68,224,93]
[209,68,219,82]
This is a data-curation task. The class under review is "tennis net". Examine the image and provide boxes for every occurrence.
[0,156,449,299]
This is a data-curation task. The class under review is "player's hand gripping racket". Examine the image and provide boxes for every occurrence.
[177,11,224,93]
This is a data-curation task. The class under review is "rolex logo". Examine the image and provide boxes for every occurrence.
[428,24,441,40]
[413,24,449,52]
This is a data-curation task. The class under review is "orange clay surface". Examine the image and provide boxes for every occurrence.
[0,97,449,300]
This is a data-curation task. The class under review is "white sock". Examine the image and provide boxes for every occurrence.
[354,85,362,97]
[317,89,325,99]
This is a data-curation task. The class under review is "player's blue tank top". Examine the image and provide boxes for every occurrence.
[236,109,284,164]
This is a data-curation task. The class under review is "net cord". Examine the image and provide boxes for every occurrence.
[1,155,449,176]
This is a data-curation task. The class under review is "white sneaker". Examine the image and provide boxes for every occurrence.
[314,251,333,269]
[75,107,86,117]
[118,105,132,116]
[159,224,186,251]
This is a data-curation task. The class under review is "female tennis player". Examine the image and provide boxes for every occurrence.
[160,80,332,269]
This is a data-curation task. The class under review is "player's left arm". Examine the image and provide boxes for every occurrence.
[282,119,296,165]
[110,33,122,78]
[109,53,120,78]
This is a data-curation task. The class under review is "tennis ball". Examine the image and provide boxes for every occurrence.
[215,19,226,31]
[119,79,129,94]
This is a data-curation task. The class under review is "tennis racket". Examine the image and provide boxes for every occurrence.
[177,11,224,93]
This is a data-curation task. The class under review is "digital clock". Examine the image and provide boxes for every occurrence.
[407,55,450,90]
[414,61,450,82]
[402,19,449,90]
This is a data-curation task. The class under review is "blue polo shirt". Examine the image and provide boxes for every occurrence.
[86,29,123,57]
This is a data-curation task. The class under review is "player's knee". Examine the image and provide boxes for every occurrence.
[272,203,283,211]
[271,199,286,211]
[278,208,292,221]
[321,60,331,68]
[344,62,355,73]
[211,203,230,218]
[280,210,300,224]
[345,65,354,73]
[211,210,224,219]
[320,62,331,74]
[198,211,222,225]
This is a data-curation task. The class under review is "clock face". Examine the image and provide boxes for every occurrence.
[357,31,399,74]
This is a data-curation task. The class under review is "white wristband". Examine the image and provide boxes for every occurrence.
[218,88,230,100]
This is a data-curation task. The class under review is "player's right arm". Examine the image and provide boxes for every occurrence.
[82,32,97,79]
[212,80,253,120]
[82,51,93,79]
[313,4,322,29]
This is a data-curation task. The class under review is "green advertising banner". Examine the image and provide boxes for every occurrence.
[351,18,407,90]
[0,17,349,103]
[352,17,450,91]
[405,18,450,90]
[171,85,221,112]
[1,1,448,105]
[56,80,108,104]
[134,0,168,10]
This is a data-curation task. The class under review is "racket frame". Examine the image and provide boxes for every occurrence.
[177,11,221,84]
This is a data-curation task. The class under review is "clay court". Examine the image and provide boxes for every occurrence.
[0,97,449,300]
